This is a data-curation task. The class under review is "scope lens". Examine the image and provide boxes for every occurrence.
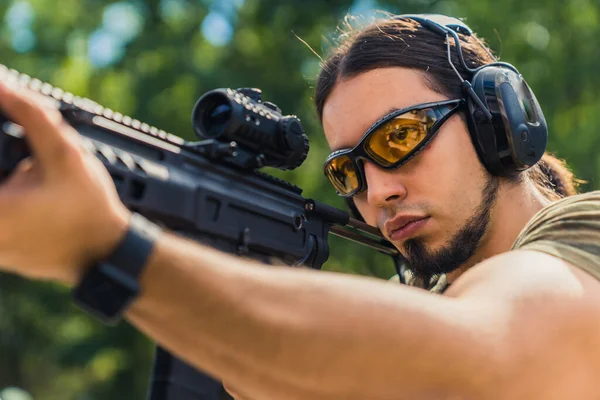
[208,103,231,124]
[204,102,232,137]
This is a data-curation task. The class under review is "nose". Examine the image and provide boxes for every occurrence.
[363,161,407,207]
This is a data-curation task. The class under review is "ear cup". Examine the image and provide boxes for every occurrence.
[467,66,548,176]
[496,71,548,170]
[465,69,505,175]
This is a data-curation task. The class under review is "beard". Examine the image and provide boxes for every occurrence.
[403,174,500,281]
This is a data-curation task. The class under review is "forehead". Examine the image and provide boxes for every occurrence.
[322,67,447,151]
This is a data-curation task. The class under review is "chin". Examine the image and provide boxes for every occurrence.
[399,232,443,252]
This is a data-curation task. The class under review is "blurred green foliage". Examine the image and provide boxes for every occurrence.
[0,0,598,398]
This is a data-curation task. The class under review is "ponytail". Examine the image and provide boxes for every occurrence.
[527,153,581,201]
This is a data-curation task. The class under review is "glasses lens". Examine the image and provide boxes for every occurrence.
[325,154,359,195]
[365,108,437,166]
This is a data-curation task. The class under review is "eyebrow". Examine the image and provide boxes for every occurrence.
[329,106,405,153]
[381,106,405,120]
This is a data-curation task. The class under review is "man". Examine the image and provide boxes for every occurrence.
[0,13,599,400]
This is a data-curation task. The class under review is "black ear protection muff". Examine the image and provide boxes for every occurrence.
[401,14,548,176]
[343,15,548,282]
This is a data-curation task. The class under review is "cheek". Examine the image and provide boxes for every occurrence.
[352,193,374,223]
[424,116,480,170]
[418,118,489,223]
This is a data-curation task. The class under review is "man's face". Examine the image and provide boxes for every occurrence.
[322,67,498,279]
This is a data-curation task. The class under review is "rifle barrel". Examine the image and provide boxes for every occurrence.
[328,225,399,256]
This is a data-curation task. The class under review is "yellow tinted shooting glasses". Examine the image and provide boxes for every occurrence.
[324,99,465,197]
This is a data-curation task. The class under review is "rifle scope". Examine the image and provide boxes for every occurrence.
[192,88,309,170]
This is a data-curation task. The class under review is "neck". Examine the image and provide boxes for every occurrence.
[446,179,550,283]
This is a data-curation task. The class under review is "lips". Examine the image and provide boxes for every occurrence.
[384,215,429,239]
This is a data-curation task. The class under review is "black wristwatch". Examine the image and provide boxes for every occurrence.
[73,213,162,325]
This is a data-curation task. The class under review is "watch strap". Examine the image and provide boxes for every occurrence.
[105,212,162,278]
[73,213,162,325]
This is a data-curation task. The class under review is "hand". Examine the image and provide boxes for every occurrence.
[0,82,130,284]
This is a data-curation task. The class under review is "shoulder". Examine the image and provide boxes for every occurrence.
[446,249,600,397]
[511,190,600,281]
[514,190,600,243]
[441,192,600,396]
[449,190,600,296]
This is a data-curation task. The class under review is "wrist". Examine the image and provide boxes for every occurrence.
[66,206,131,286]
[73,212,162,324]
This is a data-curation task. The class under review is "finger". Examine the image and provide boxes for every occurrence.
[0,81,78,175]
[0,156,38,194]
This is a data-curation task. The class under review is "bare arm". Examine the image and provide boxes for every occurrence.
[126,232,600,400]
[128,233,487,400]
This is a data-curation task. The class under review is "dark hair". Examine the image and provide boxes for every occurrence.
[315,16,579,200]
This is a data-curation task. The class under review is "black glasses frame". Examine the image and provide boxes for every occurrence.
[324,98,465,197]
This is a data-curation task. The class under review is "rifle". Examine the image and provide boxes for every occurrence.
[0,64,401,399]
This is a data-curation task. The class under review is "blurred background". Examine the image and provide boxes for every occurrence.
[0,0,598,398]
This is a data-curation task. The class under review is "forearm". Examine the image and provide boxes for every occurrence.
[127,232,504,399]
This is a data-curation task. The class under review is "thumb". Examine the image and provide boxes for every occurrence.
[0,81,79,177]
